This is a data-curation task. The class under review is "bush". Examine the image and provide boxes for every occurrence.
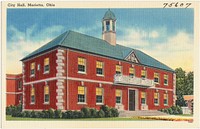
[81,107,91,118]
[54,110,62,118]
[66,110,74,119]
[97,109,105,118]
[30,110,37,118]
[38,111,45,118]
[110,108,119,117]
[24,111,31,117]
[100,105,110,117]
[159,106,183,115]
[6,106,13,115]
[90,108,98,118]
[48,108,54,118]
[167,108,173,114]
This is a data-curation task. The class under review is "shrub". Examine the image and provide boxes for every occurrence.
[6,106,13,115]
[48,108,54,118]
[21,112,26,117]
[81,107,91,118]
[24,111,31,117]
[90,108,98,118]
[54,110,62,118]
[167,108,173,114]
[73,111,80,119]
[110,108,119,117]
[100,105,110,117]
[30,110,37,118]
[38,111,45,118]
[62,112,67,119]
[66,110,74,119]
[97,109,105,118]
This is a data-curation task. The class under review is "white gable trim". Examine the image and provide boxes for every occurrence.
[124,50,140,63]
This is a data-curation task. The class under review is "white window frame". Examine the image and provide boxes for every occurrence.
[96,87,104,105]
[44,85,50,104]
[164,74,169,86]
[96,61,104,77]
[77,57,87,74]
[77,86,87,104]
[116,89,122,105]
[154,92,159,106]
[44,58,50,74]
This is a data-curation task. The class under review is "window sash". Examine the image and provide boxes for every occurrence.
[96,88,103,95]
[96,61,103,68]
[116,65,122,72]
[154,93,158,99]
[78,94,85,102]
[31,63,35,70]
[44,94,49,103]
[141,98,146,104]
[31,88,35,96]
[44,58,49,66]
[96,95,103,103]
[141,70,146,78]
[141,92,146,98]
[116,97,121,104]
[31,95,35,103]
[78,58,85,65]
[78,86,85,95]
[116,89,121,97]
[96,68,103,75]
[44,85,49,94]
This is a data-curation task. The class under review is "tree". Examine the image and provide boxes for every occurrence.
[175,68,193,107]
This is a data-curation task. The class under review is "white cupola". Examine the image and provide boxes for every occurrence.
[102,9,116,46]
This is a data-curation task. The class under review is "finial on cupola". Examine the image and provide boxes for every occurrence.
[102,9,117,46]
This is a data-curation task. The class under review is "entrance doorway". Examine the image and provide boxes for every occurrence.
[129,90,135,111]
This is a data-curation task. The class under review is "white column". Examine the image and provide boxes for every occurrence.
[110,20,112,31]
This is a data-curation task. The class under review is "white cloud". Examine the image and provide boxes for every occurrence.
[117,28,150,47]
[118,28,193,72]
[6,25,65,74]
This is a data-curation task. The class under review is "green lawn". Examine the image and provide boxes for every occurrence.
[175,114,193,117]
[6,115,149,121]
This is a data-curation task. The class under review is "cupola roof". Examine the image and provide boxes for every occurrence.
[103,9,116,20]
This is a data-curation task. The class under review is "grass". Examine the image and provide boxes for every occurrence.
[6,115,148,121]
[175,114,193,117]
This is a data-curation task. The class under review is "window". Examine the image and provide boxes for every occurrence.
[30,62,35,76]
[116,65,122,74]
[44,58,50,73]
[44,85,49,104]
[106,21,110,31]
[78,57,86,73]
[96,88,103,104]
[30,86,35,104]
[154,73,160,83]
[164,93,168,105]
[164,75,168,85]
[112,21,115,31]
[96,61,104,76]
[78,86,86,103]
[129,68,135,77]
[141,70,146,79]
[18,81,22,90]
[116,89,122,104]
[154,92,159,105]
[141,92,146,104]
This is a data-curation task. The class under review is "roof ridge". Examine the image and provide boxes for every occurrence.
[59,30,70,45]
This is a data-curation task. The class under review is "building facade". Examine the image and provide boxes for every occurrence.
[6,74,23,106]
[21,10,176,111]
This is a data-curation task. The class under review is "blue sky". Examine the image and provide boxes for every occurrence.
[7,8,194,73]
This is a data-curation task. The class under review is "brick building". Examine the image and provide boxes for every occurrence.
[6,74,23,106]
[21,10,176,111]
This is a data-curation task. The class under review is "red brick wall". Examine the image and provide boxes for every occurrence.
[23,50,58,83]
[6,74,23,106]
[24,80,57,110]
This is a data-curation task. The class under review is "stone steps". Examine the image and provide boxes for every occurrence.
[119,110,169,117]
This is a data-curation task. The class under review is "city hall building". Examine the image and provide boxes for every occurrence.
[21,10,176,111]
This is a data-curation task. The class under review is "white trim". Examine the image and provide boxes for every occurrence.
[149,87,173,91]
[67,77,113,85]
[24,76,66,85]
[6,77,22,80]
[67,49,69,110]
[6,92,23,94]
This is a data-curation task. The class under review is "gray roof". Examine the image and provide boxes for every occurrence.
[21,30,174,72]
[103,9,117,20]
